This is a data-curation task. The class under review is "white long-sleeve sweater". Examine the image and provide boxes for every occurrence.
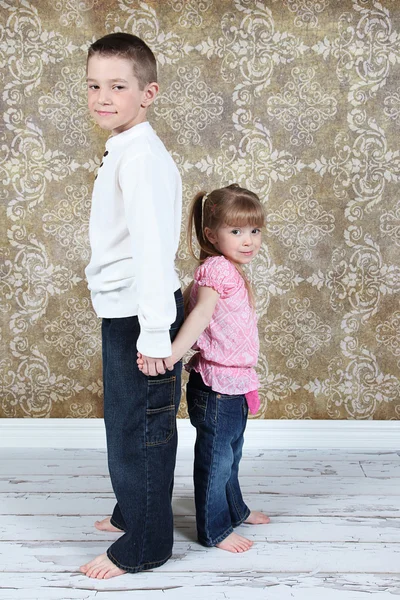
[85,122,182,357]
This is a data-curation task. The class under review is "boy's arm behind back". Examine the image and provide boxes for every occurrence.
[120,150,181,359]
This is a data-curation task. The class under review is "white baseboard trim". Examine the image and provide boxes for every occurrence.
[0,419,398,450]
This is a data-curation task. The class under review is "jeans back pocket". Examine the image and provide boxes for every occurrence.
[146,375,176,446]
[186,387,208,426]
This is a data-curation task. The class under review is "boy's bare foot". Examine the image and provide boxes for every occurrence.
[216,532,253,553]
[244,511,270,525]
[94,517,123,533]
[80,553,126,579]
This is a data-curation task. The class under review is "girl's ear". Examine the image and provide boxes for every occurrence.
[204,227,218,245]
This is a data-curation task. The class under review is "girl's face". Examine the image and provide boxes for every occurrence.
[205,224,262,265]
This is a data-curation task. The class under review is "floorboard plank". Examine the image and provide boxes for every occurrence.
[1,448,399,462]
[0,459,367,477]
[0,514,399,542]
[0,493,399,518]
[1,572,399,599]
[1,475,399,495]
[1,540,399,574]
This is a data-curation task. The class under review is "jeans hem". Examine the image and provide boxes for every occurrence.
[110,517,125,531]
[198,525,234,548]
[232,506,251,528]
[107,549,172,573]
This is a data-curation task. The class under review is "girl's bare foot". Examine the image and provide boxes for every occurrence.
[244,511,270,525]
[94,517,123,533]
[216,532,253,553]
[80,553,126,579]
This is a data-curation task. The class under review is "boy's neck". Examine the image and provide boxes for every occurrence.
[111,118,149,137]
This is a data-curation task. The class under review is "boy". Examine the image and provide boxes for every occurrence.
[81,33,183,579]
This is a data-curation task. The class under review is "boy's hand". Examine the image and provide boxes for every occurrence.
[137,352,174,376]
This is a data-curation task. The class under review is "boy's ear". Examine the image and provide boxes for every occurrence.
[204,227,218,245]
[141,82,159,108]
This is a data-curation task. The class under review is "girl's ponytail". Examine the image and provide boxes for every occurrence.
[187,191,220,263]
[184,191,209,315]
[187,191,207,262]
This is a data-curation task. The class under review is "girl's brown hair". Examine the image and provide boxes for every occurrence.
[184,183,265,313]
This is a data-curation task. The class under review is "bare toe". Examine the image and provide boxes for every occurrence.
[216,532,253,553]
[89,566,102,579]
[80,553,126,579]
[97,567,110,579]
[104,566,124,579]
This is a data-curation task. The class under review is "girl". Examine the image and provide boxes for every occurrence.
[139,184,270,553]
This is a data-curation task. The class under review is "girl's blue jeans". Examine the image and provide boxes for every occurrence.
[187,370,250,547]
[101,289,184,573]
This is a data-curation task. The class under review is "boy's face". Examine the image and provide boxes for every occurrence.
[87,54,158,135]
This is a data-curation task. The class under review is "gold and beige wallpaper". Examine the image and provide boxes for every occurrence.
[1,0,400,420]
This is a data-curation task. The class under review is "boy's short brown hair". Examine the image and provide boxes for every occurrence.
[88,33,157,90]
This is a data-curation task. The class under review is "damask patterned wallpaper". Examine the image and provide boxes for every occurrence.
[1,0,400,420]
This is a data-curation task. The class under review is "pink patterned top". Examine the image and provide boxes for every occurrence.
[185,255,260,396]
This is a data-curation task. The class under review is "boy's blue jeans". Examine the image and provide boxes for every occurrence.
[187,370,250,547]
[101,290,184,573]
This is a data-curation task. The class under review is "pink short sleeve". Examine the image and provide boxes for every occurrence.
[194,256,235,298]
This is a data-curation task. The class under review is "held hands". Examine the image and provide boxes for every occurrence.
[137,352,175,376]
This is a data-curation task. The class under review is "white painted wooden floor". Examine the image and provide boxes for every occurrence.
[0,445,399,600]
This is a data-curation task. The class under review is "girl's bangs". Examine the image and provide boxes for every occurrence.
[223,201,265,228]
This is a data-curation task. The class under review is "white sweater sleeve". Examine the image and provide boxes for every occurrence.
[119,153,178,357]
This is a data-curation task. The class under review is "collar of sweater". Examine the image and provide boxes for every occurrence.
[105,121,152,150]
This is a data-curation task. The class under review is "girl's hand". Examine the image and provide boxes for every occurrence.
[163,356,174,371]
[137,352,145,371]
